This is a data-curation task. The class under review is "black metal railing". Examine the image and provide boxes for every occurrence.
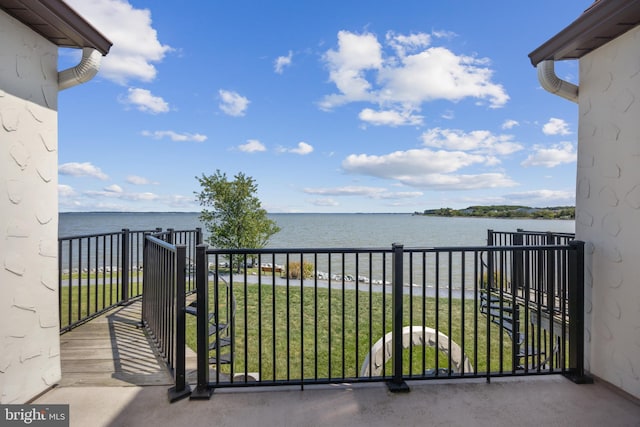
[58,227,202,332]
[142,235,190,402]
[488,229,575,246]
[487,229,575,313]
[186,237,588,399]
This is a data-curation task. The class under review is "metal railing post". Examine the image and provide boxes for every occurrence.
[169,245,191,402]
[545,232,553,303]
[564,240,592,384]
[196,227,203,245]
[141,233,149,323]
[513,231,524,293]
[486,247,493,382]
[121,228,130,304]
[387,243,409,392]
[191,244,213,399]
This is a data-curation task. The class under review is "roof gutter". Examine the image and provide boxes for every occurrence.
[58,47,103,91]
[536,60,578,103]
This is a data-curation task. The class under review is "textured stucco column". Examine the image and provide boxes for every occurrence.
[0,10,61,403]
[576,25,640,399]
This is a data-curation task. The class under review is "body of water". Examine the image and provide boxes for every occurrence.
[60,211,575,248]
[59,212,576,293]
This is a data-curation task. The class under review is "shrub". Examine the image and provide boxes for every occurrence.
[287,261,314,279]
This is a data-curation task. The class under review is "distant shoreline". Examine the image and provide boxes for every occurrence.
[414,205,575,220]
[60,210,574,218]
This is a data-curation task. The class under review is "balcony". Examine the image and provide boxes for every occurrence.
[36,315,640,426]
[37,228,640,425]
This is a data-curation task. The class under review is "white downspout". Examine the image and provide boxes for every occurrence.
[537,60,578,103]
[58,47,102,91]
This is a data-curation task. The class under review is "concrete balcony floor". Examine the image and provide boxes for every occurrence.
[37,302,640,426]
[35,376,640,427]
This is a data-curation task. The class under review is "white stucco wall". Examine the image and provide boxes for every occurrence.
[0,10,61,403]
[577,24,640,399]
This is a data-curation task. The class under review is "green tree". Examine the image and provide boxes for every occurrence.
[196,171,280,261]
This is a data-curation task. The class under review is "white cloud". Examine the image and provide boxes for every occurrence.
[238,139,266,153]
[59,162,108,180]
[165,194,196,208]
[385,31,431,57]
[502,119,519,130]
[521,142,577,168]
[58,184,77,197]
[123,88,169,113]
[274,51,293,74]
[85,189,159,201]
[542,118,571,136]
[379,47,508,108]
[304,186,422,199]
[304,186,387,197]
[441,110,455,120]
[124,192,159,201]
[398,173,516,190]
[320,30,509,124]
[67,0,172,85]
[343,148,483,176]
[380,191,424,199]
[60,185,198,211]
[421,128,523,156]
[431,29,457,40]
[341,148,516,190]
[219,89,250,117]
[504,189,575,206]
[283,142,314,155]
[141,130,207,142]
[104,184,123,193]
[359,108,423,126]
[126,175,158,185]
[310,198,340,207]
[320,31,383,108]
[336,126,523,191]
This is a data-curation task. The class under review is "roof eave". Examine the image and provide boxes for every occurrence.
[0,0,112,55]
[528,0,640,67]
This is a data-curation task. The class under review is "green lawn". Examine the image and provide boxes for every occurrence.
[186,282,519,381]
[59,279,143,329]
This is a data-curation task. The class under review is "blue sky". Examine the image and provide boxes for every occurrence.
[57,0,590,213]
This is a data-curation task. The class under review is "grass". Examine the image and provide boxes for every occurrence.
[185,281,518,381]
[61,271,122,281]
[59,277,562,377]
[59,279,144,329]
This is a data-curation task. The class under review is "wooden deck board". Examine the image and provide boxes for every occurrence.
[59,300,174,387]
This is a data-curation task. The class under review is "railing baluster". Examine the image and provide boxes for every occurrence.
[565,241,592,384]
[435,251,440,377]
[299,252,304,388]
[77,238,82,325]
[486,247,492,382]
[191,244,211,399]
[408,250,414,377]
[243,254,248,383]
[421,251,427,376]
[448,251,453,376]
[460,251,466,376]
[388,243,409,392]
[327,253,332,379]
[121,229,130,304]
[341,252,345,380]
[286,253,291,381]
[314,253,319,380]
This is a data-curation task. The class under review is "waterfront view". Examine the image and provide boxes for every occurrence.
[60,212,575,249]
